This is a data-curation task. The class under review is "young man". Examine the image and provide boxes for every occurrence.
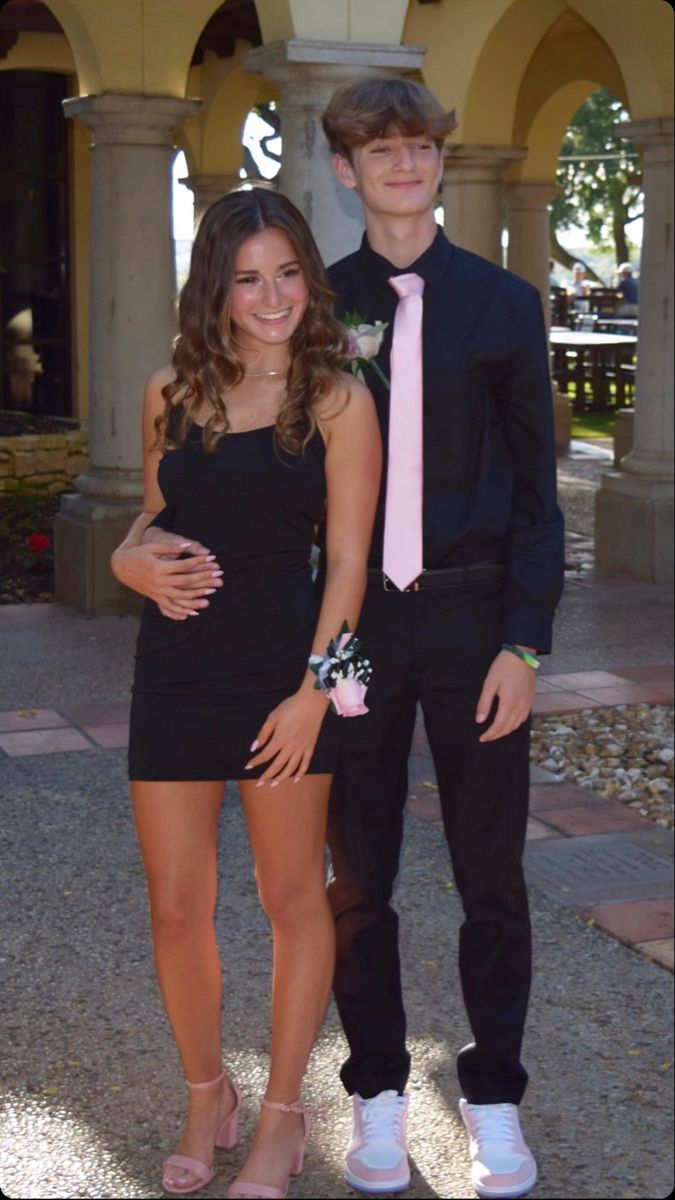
[321,78,564,1199]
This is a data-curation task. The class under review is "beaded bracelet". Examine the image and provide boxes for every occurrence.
[501,643,541,671]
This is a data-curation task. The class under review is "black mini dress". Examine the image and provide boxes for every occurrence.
[128,421,339,781]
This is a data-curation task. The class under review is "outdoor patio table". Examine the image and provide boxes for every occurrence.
[549,330,637,409]
[594,316,639,334]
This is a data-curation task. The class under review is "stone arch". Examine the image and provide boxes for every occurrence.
[458,0,669,148]
[460,0,581,143]
[40,0,103,94]
[516,80,598,183]
[255,0,410,45]
[42,1,247,98]
[509,8,629,183]
[0,28,76,79]
[566,0,672,119]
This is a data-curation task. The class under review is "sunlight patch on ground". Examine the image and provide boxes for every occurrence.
[0,1091,135,1199]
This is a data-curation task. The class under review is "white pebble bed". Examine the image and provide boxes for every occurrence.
[531,703,674,829]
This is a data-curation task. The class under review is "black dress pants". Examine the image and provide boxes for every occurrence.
[327,573,531,1105]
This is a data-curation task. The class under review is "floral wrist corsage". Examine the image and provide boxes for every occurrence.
[309,622,373,717]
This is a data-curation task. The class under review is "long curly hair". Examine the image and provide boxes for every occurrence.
[156,187,349,456]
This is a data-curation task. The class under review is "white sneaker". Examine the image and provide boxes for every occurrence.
[344,1090,411,1194]
[459,1100,537,1198]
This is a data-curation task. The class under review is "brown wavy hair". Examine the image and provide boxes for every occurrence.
[156,187,349,455]
[322,77,455,162]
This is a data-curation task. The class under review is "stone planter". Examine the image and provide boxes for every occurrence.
[0,428,89,494]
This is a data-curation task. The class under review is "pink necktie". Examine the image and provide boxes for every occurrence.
[383,272,425,590]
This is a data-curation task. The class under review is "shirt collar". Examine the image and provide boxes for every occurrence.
[357,226,453,295]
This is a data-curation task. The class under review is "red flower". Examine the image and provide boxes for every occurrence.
[26,533,51,556]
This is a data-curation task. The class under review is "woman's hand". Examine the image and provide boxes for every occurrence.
[475,649,537,742]
[245,688,330,786]
[111,539,223,621]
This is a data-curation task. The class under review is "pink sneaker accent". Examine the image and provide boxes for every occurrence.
[344,1090,411,1194]
[459,1100,537,1198]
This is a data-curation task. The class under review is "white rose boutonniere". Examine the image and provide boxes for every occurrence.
[344,311,390,387]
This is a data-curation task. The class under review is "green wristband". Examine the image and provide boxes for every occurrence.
[501,643,541,671]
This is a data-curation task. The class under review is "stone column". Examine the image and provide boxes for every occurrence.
[595,119,674,582]
[244,39,425,266]
[507,183,559,313]
[507,182,572,453]
[443,145,526,265]
[181,172,244,228]
[56,94,201,614]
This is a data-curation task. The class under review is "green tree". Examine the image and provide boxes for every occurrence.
[551,88,643,283]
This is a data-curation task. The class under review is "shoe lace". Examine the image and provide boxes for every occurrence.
[469,1104,520,1146]
[361,1091,406,1140]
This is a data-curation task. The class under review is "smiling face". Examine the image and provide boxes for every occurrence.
[228,226,310,352]
[333,130,444,221]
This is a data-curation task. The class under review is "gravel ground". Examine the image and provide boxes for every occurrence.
[532,705,674,829]
[0,751,673,1200]
[557,444,611,540]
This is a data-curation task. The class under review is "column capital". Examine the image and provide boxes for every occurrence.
[63,93,201,146]
[617,117,674,158]
[444,145,527,180]
[180,173,244,204]
[507,182,562,210]
[244,37,425,84]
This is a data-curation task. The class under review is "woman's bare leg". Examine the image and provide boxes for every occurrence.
[131,779,237,1188]
[233,773,334,1191]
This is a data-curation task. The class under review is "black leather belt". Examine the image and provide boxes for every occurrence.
[368,563,505,592]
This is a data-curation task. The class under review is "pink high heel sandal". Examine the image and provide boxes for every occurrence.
[226,1097,315,1199]
[162,1066,242,1196]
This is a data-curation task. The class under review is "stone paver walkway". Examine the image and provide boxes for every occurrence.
[2,662,673,974]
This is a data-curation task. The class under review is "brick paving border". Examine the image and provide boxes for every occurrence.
[1,664,673,969]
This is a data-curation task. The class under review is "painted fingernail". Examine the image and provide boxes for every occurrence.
[189,610,200,616]
[270,781,279,789]
[205,555,216,561]
[212,570,224,577]
[203,588,217,595]
[256,781,265,788]
[179,542,192,548]
[293,776,301,783]
[250,740,259,751]
[244,763,253,770]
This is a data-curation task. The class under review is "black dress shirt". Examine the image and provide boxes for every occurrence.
[327,229,564,654]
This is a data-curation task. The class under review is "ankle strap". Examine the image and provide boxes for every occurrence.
[261,1096,305,1115]
[186,1066,226,1091]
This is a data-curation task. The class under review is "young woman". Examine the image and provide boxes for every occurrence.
[111,188,381,1198]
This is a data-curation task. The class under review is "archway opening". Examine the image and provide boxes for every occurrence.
[0,68,73,418]
[551,87,643,289]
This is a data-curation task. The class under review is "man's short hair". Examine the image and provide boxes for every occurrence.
[322,77,455,161]
[617,262,632,274]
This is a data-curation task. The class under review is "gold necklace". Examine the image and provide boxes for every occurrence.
[243,369,286,377]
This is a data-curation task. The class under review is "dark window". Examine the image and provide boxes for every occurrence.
[0,70,72,415]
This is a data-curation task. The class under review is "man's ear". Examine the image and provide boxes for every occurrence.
[332,153,358,191]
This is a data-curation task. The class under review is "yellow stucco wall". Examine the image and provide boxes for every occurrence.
[508,10,628,183]
[0,31,76,75]
[405,0,671,147]
[44,0,225,96]
[182,46,277,178]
